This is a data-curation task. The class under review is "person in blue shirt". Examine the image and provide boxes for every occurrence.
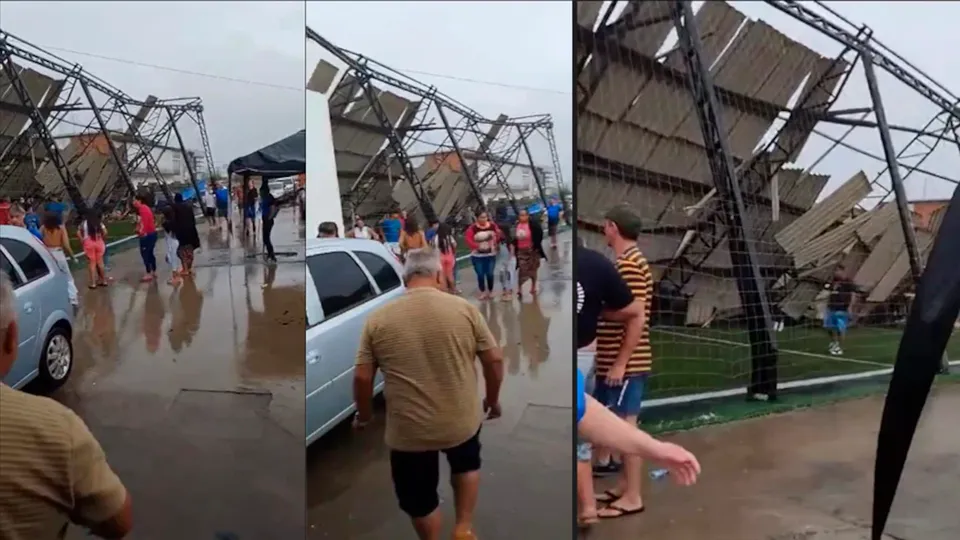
[424,219,440,245]
[546,201,562,248]
[379,211,403,257]
[22,204,41,239]
[214,183,230,230]
[44,201,67,222]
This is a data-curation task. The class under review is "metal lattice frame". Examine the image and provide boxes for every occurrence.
[307,26,564,224]
[0,29,217,214]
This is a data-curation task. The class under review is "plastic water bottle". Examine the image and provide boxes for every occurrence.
[649,468,669,481]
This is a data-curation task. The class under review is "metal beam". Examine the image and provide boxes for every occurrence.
[670,0,779,399]
[517,128,549,207]
[78,78,137,201]
[167,107,204,212]
[434,101,485,212]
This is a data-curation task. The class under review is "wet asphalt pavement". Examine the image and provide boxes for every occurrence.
[306,233,575,539]
[586,384,960,540]
[56,207,307,539]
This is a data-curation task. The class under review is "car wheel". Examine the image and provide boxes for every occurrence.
[38,327,73,391]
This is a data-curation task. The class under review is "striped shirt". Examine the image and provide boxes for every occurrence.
[356,287,497,452]
[595,246,653,375]
[0,384,127,539]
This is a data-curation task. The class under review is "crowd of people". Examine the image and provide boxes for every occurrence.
[321,205,563,301]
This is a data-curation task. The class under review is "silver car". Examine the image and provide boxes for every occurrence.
[0,225,75,391]
[305,238,404,445]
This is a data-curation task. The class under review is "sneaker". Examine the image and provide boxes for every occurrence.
[834,347,844,356]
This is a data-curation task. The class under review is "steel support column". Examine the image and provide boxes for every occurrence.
[166,107,204,212]
[435,102,486,212]
[517,128,550,208]
[114,101,173,203]
[862,52,923,284]
[78,78,137,201]
[670,0,779,399]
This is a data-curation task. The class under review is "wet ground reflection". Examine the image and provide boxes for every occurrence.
[306,234,574,539]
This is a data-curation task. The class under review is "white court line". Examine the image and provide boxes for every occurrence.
[654,328,890,368]
[643,359,960,409]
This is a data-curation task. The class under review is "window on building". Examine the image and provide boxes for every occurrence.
[171,153,182,175]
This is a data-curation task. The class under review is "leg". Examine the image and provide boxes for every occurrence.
[444,428,482,538]
[590,378,621,474]
[577,442,598,527]
[390,449,443,540]
[87,257,97,287]
[263,218,276,260]
[482,258,494,294]
[146,233,158,275]
[471,257,486,296]
[599,376,648,518]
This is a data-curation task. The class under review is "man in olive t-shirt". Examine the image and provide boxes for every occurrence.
[353,249,505,540]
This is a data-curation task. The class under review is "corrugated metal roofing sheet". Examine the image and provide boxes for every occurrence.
[307,59,338,94]
[775,171,870,254]
[792,210,872,268]
[854,222,903,291]
[616,1,674,57]
[0,66,54,138]
[576,1,603,29]
[664,2,747,72]
[855,202,898,244]
[868,230,933,302]
[780,281,821,319]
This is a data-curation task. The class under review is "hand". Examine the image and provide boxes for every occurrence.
[352,413,372,430]
[483,398,502,420]
[605,363,627,386]
[649,441,701,486]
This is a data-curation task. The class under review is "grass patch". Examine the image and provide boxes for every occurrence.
[645,325,960,400]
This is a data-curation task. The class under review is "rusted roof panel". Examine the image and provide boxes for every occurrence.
[780,281,821,320]
[792,210,873,268]
[576,1,603,29]
[307,59,338,94]
[776,171,870,254]
[664,2,747,72]
[854,222,903,291]
[869,230,933,302]
[616,1,674,57]
[856,202,898,244]
[0,66,55,138]
[586,63,651,122]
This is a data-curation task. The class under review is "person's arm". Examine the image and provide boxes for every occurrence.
[578,394,701,486]
[471,306,504,416]
[353,320,379,425]
[60,226,75,258]
[464,224,478,250]
[64,409,133,538]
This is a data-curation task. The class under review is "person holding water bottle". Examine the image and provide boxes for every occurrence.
[576,243,700,528]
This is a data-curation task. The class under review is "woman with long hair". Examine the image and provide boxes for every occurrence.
[513,208,546,299]
[78,209,108,288]
[464,210,500,300]
[495,222,516,301]
[434,223,458,293]
[398,217,427,262]
[40,211,79,305]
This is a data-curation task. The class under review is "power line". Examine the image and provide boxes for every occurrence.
[43,44,570,96]
[40,45,302,92]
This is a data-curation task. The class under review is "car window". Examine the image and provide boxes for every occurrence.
[0,250,24,288]
[307,251,375,321]
[355,251,401,293]
[0,238,50,283]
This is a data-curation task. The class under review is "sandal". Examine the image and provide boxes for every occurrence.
[594,489,620,504]
[88,284,98,290]
[597,503,645,519]
[97,282,108,287]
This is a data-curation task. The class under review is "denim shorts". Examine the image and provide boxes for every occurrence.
[593,374,647,417]
[576,351,596,462]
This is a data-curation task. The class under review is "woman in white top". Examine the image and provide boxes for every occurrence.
[350,216,377,240]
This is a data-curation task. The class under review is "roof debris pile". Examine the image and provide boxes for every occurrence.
[576,0,959,325]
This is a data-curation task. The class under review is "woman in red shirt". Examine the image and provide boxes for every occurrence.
[133,195,158,282]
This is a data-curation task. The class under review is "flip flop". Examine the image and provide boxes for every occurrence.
[598,504,645,519]
[594,489,620,504]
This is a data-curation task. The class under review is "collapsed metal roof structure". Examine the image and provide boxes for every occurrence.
[0,30,217,214]
[306,26,566,225]
[577,0,960,396]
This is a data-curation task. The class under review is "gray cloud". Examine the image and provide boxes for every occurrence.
[0,1,305,171]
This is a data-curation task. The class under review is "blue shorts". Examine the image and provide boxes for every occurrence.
[593,374,647,417]
[824,310,850,333]
[244,206,256,219]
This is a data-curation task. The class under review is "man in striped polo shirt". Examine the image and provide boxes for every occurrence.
[592,204,654,519]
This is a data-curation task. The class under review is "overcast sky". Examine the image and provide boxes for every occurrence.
[306,1,572,187]
[0,1,304,172]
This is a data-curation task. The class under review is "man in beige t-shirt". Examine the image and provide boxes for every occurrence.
[354,249,505,540]
[0,273,133,539]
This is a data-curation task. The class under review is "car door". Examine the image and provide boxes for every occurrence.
[305,248,378,444]
[0,241,48,388]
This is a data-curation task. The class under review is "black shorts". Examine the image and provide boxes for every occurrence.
[547,220,558,236]
[216,206,228,218]
[390,427,482,518]
[204,207,215,217]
